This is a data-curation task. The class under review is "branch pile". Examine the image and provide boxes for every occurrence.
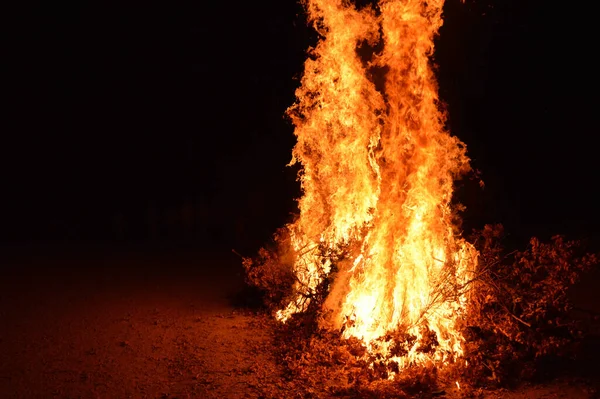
[243,223,599,394]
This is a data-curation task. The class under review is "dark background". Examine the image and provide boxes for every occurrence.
[4,0,599,254]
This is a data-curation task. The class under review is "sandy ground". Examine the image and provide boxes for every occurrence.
[1,243,598,398]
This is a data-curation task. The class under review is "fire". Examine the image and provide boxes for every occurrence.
[275,0,477,369]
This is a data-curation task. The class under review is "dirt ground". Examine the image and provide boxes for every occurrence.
[1,243,598,398]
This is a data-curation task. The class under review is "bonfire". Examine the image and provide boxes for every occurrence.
[243,0,598,394]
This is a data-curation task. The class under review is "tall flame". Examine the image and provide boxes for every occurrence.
[278,0,477,368]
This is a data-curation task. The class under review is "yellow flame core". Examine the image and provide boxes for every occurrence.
[277,0,478,368]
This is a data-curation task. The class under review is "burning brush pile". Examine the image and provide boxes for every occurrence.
[243,0,599,395]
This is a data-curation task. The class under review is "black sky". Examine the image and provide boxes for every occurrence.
[4,0,599,249]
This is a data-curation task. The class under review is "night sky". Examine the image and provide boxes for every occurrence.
[4,0,599,251]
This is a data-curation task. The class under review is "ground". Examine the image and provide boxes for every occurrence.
[1,243,598,398]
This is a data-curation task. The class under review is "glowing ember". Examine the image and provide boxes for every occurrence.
[276,0,477,369]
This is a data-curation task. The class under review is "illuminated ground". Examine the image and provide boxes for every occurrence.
[1,243,598,398]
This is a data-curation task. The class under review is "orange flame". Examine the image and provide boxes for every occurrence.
[277,0,477,369]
